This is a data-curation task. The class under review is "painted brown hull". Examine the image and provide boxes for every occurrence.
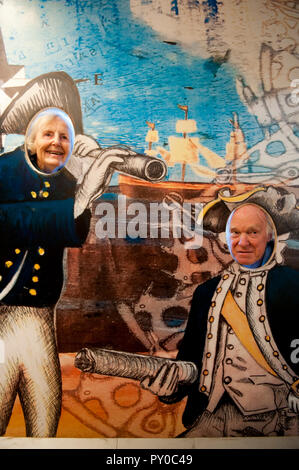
[119,174,261,202]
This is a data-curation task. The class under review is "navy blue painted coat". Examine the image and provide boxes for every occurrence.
[0,146,89,307]
[162,265,299,429]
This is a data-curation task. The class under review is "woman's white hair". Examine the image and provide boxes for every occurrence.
[25,107,75,155]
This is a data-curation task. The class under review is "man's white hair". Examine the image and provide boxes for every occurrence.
[225,203,275,245]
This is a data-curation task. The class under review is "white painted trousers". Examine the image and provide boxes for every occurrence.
[0,305,62,437]
[179,396,299,437]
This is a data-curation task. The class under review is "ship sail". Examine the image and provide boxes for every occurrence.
[144,108,250,184]
[168,105,199,180]
[145,121,159,157]
[167,136,199,166]
[226,112,249,165]
[194,141,226,169]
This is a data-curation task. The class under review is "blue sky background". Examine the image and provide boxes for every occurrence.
[0,0,264,182]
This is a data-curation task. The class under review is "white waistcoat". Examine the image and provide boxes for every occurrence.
[199,260,296,415]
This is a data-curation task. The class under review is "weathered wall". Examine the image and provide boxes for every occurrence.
[0,0,298,439]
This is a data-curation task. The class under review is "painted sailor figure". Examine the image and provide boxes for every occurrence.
[0,72,131,437]
[141,189,299,437]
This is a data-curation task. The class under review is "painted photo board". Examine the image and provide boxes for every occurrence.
[0,0,298,447]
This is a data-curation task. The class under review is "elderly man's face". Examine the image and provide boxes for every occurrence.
[34,117,71,173]
[228,205,271,266]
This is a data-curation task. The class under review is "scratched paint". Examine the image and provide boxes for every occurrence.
[0,0,264,184]
[0,0,298,440]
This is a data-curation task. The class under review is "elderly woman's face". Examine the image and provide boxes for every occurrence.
[34,116,71,173]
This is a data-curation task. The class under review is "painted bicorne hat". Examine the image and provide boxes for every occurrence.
[0,71,83,136]
[198,185,299,237]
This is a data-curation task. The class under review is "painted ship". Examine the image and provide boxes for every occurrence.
[119,105,259,202]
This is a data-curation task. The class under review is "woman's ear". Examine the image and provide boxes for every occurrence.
[28,140,36,154]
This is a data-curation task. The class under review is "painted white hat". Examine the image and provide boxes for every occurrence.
[199,185,299,236]
[0,71,83,135]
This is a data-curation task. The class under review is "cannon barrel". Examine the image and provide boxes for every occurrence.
[112,153,167,182]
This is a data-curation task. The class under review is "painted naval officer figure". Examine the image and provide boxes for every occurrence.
[0,69,168,437]
[141,202,299,437]
[0,108,129,437]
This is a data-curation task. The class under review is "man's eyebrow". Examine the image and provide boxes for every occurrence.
[230,225,261,232]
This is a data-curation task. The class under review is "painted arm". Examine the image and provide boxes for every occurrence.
[0,198,85,247]
[69,135,167,217]
[140,284,210,403]
[73,146,128,218]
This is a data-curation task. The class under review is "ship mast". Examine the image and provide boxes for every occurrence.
[155,105,198,181]
[227,112,249,186]
[178,104,188,181]
[230,112,238,186]
[145,121,159,156]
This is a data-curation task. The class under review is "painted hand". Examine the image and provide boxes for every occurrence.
[288,391,299,413]
[74,147,129,217]
[140,363,179,397]
[73,134,102,158]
